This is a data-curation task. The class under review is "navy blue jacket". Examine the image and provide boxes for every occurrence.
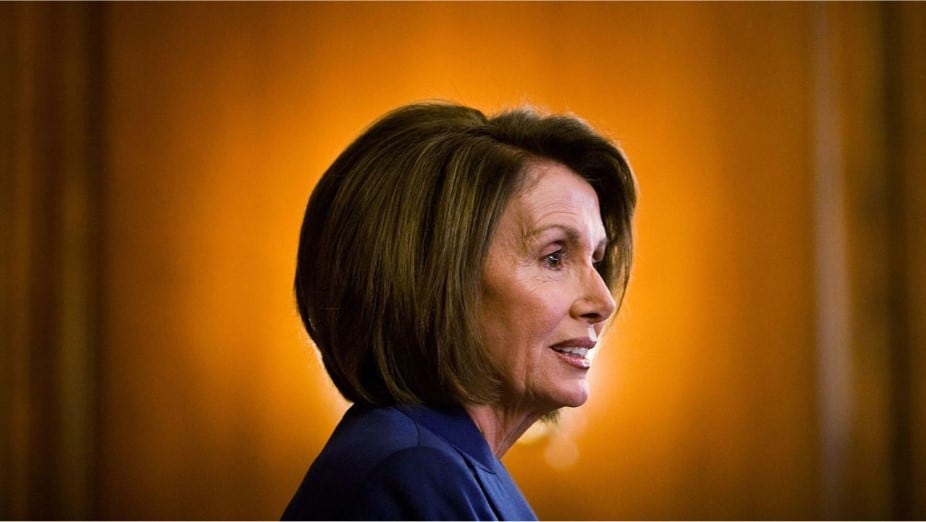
[281,404,537,521]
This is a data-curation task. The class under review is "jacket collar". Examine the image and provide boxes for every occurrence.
[396,404,497,472]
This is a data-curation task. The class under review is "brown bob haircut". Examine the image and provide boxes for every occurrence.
[295,102,636,407]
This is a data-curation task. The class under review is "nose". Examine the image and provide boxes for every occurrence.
[572,266,617,324]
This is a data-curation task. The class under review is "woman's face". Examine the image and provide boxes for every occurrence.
[480,161,617,414]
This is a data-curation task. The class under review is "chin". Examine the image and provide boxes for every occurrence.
[550,384,590,409]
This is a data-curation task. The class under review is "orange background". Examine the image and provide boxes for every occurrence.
[3,3,925,520]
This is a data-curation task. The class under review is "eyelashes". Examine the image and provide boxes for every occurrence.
[540,245,606,272]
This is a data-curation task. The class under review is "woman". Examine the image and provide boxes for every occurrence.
[283,102,636,520]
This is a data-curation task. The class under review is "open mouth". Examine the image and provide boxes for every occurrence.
[551,346,591,369]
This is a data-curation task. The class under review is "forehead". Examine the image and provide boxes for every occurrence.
[507,161,606,240]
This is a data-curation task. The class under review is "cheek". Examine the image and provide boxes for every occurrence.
[509,286,570,345]
[482,284,556,353]
[480,259,572,356]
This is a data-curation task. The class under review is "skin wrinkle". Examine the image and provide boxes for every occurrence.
[466,161,616,458]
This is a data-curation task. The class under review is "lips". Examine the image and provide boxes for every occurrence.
[550,337,597,369]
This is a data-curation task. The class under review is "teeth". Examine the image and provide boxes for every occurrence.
[553,347,589,357]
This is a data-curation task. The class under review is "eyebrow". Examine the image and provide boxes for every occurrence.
[521,224,609,252]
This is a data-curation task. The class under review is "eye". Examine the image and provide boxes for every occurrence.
[542,249,566,270]
[592,247,607,271]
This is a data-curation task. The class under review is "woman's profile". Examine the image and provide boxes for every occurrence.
[283,101,636,520]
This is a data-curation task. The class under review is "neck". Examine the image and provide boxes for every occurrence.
[463,402,545,458]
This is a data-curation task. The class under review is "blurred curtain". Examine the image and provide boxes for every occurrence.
[813,3,926,519]
[1,3,924,519]
[1,3,103,519]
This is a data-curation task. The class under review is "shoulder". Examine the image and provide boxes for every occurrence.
[282,405,492,520]
[356,445,490,520]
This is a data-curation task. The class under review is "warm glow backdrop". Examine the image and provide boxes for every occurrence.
[3,2,925,520]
